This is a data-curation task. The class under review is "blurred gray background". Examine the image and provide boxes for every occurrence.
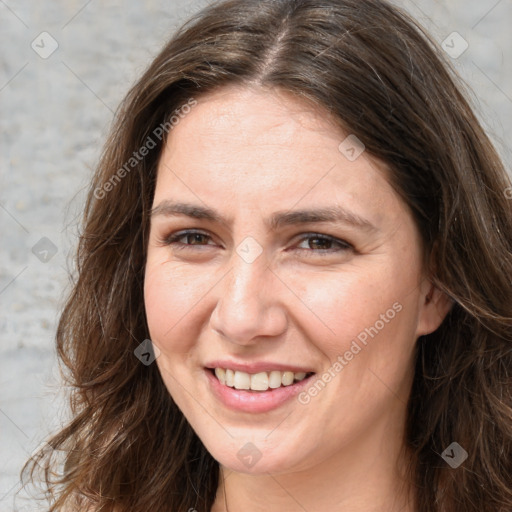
[0,1,510,510]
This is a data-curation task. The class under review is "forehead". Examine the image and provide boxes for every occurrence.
[153,85,400,228]
[181,85,342,146]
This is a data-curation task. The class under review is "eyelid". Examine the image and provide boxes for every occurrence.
[158,229,354,254]
[159,228,219,247]
[291,232,354,254]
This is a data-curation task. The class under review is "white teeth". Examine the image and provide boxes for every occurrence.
[215,367,226,385]
[234,370,250,389]
[269,370,282,389]
[213,368,311,391]
[250,372,269,390]
[281,371,294,386]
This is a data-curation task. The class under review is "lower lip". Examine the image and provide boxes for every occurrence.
[205,369,315,413]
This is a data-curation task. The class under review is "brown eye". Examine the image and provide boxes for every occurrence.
[182,233,210,245]
[161,230,216,248]
[305,237,333,250]
[295,233,353,255]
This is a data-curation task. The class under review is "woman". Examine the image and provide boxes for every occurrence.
[24,0,512,510]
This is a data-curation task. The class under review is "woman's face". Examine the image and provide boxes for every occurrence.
[144,85,447,475]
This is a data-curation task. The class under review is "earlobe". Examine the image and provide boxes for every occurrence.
[416,283,453,337]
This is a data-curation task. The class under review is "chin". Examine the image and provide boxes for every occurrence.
[201,432,310,475]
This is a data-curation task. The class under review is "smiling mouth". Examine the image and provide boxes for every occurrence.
[209,367,315,392]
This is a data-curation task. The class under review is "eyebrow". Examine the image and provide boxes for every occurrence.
[150,201,378,233]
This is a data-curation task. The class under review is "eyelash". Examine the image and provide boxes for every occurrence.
[159,229,353,256]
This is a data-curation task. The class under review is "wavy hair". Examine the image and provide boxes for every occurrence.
[23,0,512,510]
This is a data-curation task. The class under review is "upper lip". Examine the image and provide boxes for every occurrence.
[205,360,315,374]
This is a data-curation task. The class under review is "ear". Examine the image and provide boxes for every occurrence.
[415,281,453,337]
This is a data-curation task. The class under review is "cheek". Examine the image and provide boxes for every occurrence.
[143,260,210,354]
[289,259,421,364]
[294,272,368,345]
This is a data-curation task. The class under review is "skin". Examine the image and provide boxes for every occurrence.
[144,85,452,511]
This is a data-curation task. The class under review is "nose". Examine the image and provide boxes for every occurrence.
[209,252,288,345]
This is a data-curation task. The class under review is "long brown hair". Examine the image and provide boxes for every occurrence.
[22,0,512,510]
